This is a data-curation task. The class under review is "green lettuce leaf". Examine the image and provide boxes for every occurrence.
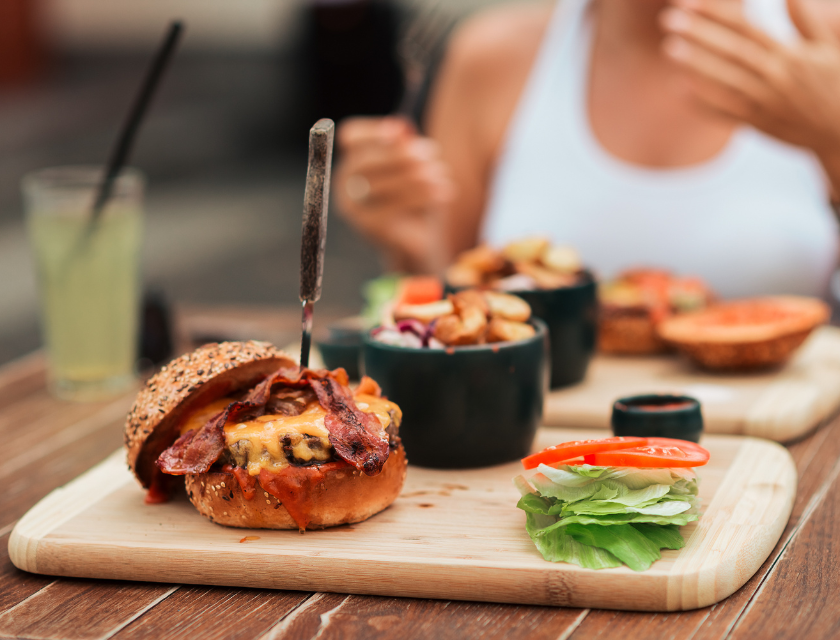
[565,523,661,571]
[538,511,698,534]
[516,461,701,571]
[525,514,623,570]
[631,523,686,551]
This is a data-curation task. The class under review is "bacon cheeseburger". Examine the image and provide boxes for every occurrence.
[125,341,406,531]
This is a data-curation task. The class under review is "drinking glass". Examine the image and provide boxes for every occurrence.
[23,166,144,401]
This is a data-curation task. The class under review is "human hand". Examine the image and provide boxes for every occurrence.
[334,116,456,272]
[660,0,840,165]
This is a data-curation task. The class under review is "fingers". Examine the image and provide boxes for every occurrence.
[661,5,784,83]
[349,137,443,180]
[336,114,455,212]
[787,0,837,42]
[669,0,778,49]
[662,33,774,108]
[337,116,415,149]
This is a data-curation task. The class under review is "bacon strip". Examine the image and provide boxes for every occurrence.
[309,375,390,476]
[156,366,389,479]
[156,369,291,475]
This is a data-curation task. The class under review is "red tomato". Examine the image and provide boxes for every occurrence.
[522,437,648,470]
[583,439,710,468]
[398,276,443,306]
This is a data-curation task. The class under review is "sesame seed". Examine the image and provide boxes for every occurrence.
[221,482,226,488]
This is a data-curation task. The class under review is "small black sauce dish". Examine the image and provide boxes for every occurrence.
[362,319,549,468]
[611,394,703,443]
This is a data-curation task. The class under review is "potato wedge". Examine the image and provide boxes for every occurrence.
[457,245,506,273]
[541,245,581,273]
[445,263,483,288]
[393,299,454,324]
[483,291,531,322]
[502,237,550,263]
[485,318,536,343]
[514,261,578,289]
[434,309,488,345]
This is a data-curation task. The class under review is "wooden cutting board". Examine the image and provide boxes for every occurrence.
[545,326,840,442]
[9,428,795,611]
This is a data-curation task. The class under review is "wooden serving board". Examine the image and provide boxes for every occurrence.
[545,326,840,442]
[10,428,795,612]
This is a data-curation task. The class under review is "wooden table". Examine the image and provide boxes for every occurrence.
[2,348,840,639]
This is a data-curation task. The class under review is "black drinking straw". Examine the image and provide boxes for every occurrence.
[89,20,184,222]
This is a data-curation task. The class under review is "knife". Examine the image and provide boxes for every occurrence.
[299,118,335,368]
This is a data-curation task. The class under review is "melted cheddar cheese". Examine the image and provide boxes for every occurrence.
[179,397,235,434]
[224,393,400,476]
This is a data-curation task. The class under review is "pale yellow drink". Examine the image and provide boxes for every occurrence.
[24,167,144,401]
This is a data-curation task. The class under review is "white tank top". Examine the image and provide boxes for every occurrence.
[481,0,838,298]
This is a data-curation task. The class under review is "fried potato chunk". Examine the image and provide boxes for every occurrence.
[483,291,531,322]
[445,263,483,288]
[485,318,536,343]
[502,237,550,263]
[434,291,490,345]
[541,245,581,273]
[457,245,507,273]
[514,261,579,289]
[394,299,454,324]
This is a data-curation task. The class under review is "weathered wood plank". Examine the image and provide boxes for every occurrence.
[727,449,840,639]
[1,408,125,530]
[0,393,133,482]
[263,593,588,640]
[112,586,309,640]
[0,353,46,410]
[0,532,53,616]
[0,580,175,640]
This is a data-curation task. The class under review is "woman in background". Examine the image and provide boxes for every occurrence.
[334,0,840,298]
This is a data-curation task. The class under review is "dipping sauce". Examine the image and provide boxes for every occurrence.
[611,394,703,443]
[616,400,696,412]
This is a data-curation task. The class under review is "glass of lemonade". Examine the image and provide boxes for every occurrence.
[23,166,144,401]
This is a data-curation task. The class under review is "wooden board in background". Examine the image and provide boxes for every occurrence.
[545,327,840,442]
[9,429,795,612]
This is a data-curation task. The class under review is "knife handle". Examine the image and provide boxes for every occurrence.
[300,118,335,303]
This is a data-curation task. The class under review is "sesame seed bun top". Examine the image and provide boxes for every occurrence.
[125,341,297,488]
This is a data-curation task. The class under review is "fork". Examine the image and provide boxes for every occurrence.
[395,0,455,123]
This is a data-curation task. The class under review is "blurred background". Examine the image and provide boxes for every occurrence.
[0,0,517,366]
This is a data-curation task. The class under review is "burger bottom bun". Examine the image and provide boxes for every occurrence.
[184,444,407,530]
[598,314,666,355]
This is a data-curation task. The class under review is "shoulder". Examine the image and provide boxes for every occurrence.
[444,2,554,83]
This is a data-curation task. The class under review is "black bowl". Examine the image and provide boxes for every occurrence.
[316,339,362,380]
[315,317,369,380]
[611,394,703,443]
[362,319,549,468]
[506,272,597,389]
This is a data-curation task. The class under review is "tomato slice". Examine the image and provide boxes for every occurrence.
[522,437,648,470]
[583,438,710,468]
[398,276,443,306]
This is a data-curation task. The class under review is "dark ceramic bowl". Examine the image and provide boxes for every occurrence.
[507,271,597,389]
[362,319,549,468]
[317,339,361,380]
[611,394,703,443]
[315,317,369,380]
